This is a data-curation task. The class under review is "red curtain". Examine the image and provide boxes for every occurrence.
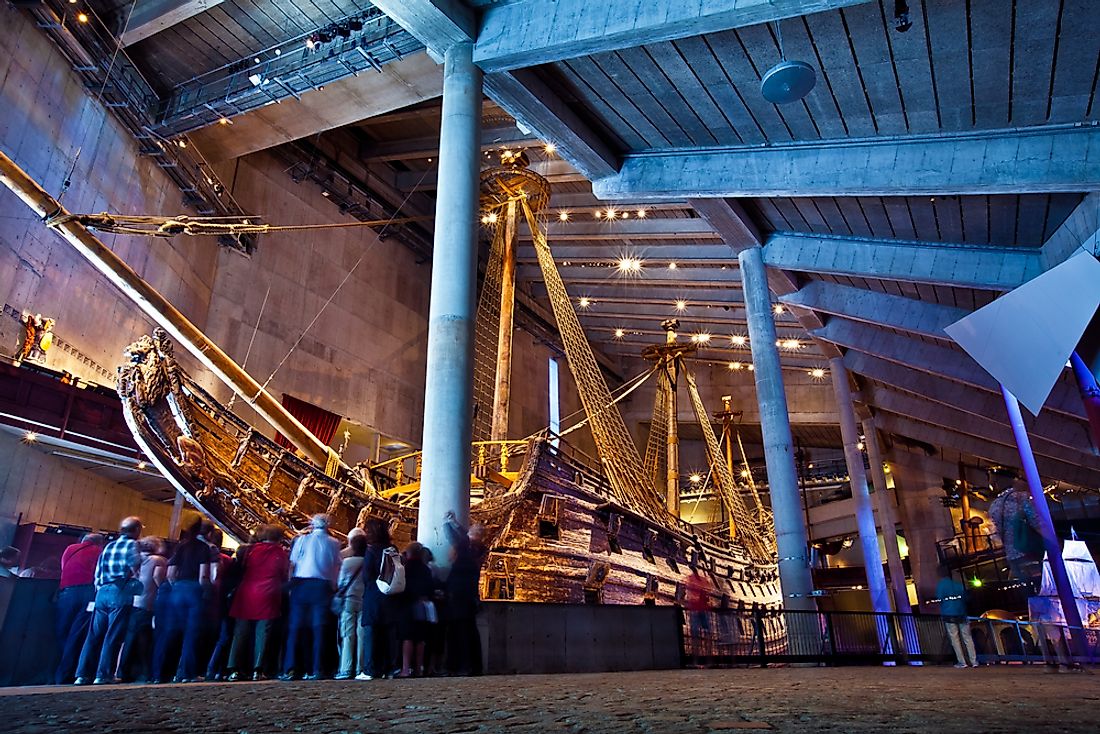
[274,394,342,450]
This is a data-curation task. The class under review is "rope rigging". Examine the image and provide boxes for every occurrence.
[45,212,431,238]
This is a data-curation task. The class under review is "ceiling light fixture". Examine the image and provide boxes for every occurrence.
[773,304,784,315]
[675,300,687,311]
[760,20,816,104]
[668,262,677,270]
[578,297,591,309]
[544,143,557,154]
[731,334,747,346]
[558,211,569,221]
[636,209,647,218]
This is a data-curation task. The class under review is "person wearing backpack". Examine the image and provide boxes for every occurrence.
[358,518,401,680]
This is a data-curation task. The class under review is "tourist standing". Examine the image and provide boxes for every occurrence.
[281,514,341,680]
[936,566,978,668]
[116,536,166,681]
[75,516,143,685]
[359,518,398,680]
[152,518,216,683]
[334,532,367,679]
[227,524,289,680]
[53,533,104,684]
[444,512,487,676]
[396,541,435,678]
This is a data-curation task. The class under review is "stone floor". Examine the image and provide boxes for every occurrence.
[3,667,1096,733]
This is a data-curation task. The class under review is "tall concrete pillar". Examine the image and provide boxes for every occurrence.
[861,418,912,615]
[738,246,815,610]
[417,42,482,559]
[829,358,890,617]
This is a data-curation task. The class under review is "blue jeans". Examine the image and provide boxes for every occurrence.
[152,580,204,680]
[76,583,135,681]
[283,578,332,676]
[54,584,94,684]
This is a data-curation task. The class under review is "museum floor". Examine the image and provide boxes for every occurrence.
[3,666,1095,733]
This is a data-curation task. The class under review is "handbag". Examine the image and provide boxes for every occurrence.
[376,548,406,595]
[330,562,363,615]
[415,599,438,624]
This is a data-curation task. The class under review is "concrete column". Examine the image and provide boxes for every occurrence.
[417,42,483,560]
[829,358,890,617]
[738,246,815,610]
[862,418,911,615]
[168,491,185,540]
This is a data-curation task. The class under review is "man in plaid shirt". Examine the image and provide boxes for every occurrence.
[75,516,142,684]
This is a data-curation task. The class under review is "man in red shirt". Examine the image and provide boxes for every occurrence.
[54,533,104,684]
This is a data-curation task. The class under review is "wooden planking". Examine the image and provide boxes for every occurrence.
[841,2,908,135]
[673,36,764,145]
[1049,1,1100,120]
[968,0,1013,129]
[1011,0,1062,125]
[592,51,694,147]
[553,59,648,151]
[706,29,796,143]
[643,41,739,145]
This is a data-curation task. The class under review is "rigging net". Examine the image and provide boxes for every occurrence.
[522,198,667,520]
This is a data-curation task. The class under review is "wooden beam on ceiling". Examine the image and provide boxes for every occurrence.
[397,158,585,191]
[519,218,721,241]
[363,124,535,161]
[517,243,736,262]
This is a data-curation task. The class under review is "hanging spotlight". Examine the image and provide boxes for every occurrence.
[558,211,569,221]
[675,300,687,311]
[893,0,913,33]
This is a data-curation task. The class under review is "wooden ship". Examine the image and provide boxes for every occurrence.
[0,148,782,609]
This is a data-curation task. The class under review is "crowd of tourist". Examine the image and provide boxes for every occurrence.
[37,511,487,685]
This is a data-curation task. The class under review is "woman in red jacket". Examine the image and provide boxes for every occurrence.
[225,524,289,680]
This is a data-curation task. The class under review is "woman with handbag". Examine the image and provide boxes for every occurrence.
[225,524,289,681]
[333,532,366,679]
[358,518,400,680]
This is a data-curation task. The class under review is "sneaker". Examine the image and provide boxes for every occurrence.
[355,673,373,681]
[334,673,352,680]
[301,673,321,681]
[227,672,242,682]
[252,672,267,682]
[953,663,967,669]
[73,677,92,686]
[277,673,297,682]
[93,677,120,685]
[969,663,979,668]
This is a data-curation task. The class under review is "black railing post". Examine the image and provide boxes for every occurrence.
[824,611,838,661]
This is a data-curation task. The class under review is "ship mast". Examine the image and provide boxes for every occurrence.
[0,149,337,469]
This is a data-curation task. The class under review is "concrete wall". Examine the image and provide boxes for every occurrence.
[0,432,173,546]
[0,8,217,378]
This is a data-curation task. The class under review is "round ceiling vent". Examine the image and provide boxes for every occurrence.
[760,59,816,104]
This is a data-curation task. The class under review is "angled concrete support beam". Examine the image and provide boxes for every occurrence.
[369,0,476,56]
[780,281,967,341]
[844,351,1094,451]
[816,317,1087,421]
[764,233,1044,290]
[474,0,874,71]
[1042,192,1100,269]
[121,0,229,47]
[483,70,619,180]
[875,414,1100,489]
[593,125,1100,200]
[869,386,1098,468]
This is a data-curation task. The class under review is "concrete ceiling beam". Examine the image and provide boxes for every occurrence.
[519,218,721,242]
[189,51,443,162]
[473,0,874,72]
[397,159,586,191]
[517,243,736,262]
[593,125,1100,200]
[763,232,1043,290]
[370,0,620,179]
[120,0,229,47]
[363,124,534,161]
[779,280,968,341]
[550,194,692,211]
